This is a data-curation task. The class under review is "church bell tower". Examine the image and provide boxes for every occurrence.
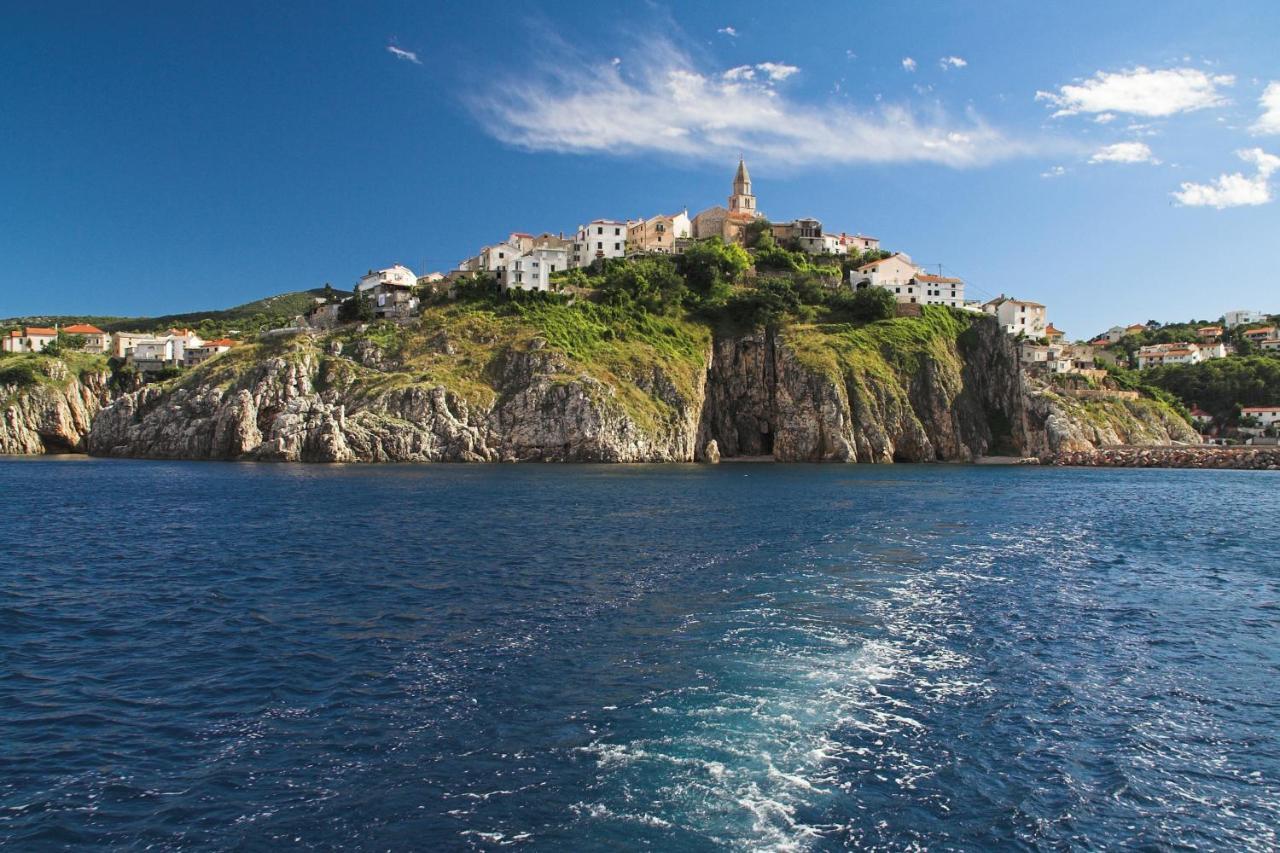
[728,157,755,214]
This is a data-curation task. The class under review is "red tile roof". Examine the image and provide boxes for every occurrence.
[1242,406,1279,413]
[203,338,236,347]
[24,327,57,336]
[62,323,104,334]
[915,273,963,284]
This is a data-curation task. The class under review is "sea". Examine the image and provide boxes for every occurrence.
[1,459,1277,851]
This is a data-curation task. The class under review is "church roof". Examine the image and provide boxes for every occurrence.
[735,157,751,186]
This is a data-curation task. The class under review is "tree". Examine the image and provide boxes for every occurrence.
[742,218,774,250]
[322,283,338,303]
[826,287,896,323]
[337,290,374,323]
[678,238,750,301]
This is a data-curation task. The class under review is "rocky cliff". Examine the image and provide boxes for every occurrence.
[0,356,115,454]
[1,304,1197,464]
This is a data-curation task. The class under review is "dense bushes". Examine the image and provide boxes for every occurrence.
[1142,355,1280,419]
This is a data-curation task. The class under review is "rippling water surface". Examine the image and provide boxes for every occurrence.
[2,459,1278,850]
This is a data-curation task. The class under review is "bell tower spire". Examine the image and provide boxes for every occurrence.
[729,157,755,214]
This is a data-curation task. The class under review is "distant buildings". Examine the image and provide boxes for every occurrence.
[627,211,691,255]
[692,158,762,243]
[1224,309,1266,328]
[508,246,569,292]
[1243,326,1276,345]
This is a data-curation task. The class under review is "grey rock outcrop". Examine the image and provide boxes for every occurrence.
[0,366,114,454]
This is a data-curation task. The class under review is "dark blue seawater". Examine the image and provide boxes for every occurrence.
[1,459,1278,851]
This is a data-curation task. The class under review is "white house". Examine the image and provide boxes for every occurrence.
[184,338,235,367]
[572,220,627,268]
[507,246,569,292]
[849,252,916,290]
[130,329,203,371]
[1135,341,1226,369]
[2,326,58,353]
[1241,406,1280,432]
[913,273,965,308]
[357,264,417,293]
[983,296,1048,338]
[1224,309,1266,328]
[1262,338,1280,352]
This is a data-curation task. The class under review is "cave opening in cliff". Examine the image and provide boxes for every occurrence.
[759,425,774,456]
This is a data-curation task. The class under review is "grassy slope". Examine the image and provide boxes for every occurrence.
[784,305,968,387]
[0,351,110,407]
[167,300,711,435]
[1,288,348,334]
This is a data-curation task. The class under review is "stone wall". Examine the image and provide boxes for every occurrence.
[1052,446,1280,469]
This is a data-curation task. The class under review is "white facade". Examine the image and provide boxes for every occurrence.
[130,330,203,368]
[61,325,110,353]
[914,274,965,308]
[983,296,1048,338]
[1224,309,1266,328]
[850,252,916,289]
[1242,407,1280,430]
[1135,341,1225,369]
[839,233,881,254]
[357,264,417,292]
[572,220,627,268]
[1262,339,1280,351]
[2,327,57,353]
[507,247,569,292]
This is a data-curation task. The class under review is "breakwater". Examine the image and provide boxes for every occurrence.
[1052,445,1280,469]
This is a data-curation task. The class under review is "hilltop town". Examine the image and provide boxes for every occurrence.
[3,160,1278,456]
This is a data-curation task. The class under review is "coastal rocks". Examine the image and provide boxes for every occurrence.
[701,439,721,463]
[0,366,114,454]
[1052,446,1280,469]
[1021,386,1199,457]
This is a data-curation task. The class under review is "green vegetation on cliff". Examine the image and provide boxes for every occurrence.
[1141,355,1280,420]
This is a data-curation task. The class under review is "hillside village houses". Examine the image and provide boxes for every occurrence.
[1243,326,1276,345]
[1136,341,1227,369]
[1241,406,1280,433]
[571,220,627,267]
[129,328,204,374]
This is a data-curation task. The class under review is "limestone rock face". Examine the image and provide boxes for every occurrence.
[87,338,704,463]
[0,367,114,454]
[45,312,1195,465]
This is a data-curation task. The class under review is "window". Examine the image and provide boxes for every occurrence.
[614,228,620,236]
[614,243,621,251]
[597,227,603,235]
[597,242,603,250]
[895,287,901,293]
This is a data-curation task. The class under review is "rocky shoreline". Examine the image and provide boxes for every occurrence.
[1050,445,1280,470]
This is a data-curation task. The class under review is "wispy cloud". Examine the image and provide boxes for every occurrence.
[939,56,967,71]
[901,57,917,73]
[756,62,799,82]
[717,26,737,37]
[1089,141,1160,164]
[466,37,1042,169]
[1041,165,1066,178]
[1037,66,1233,118]
[1093,113,1116,124]
[386,44,421,65]
[1253,81,1280,135]
[1173,148,1280,208]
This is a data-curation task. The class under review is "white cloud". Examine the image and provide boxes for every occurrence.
[717,26,737,37]
[1036,66,1234,117]
[756,62,799,82]
[611,57,621,67]
[1041,165,1066,178]
[386,44,421,65]
[1093,113,1115,124]
[1253,81,1280,135]
[1089,141,1160,164]
[940,56,967,71]
[901,57,917,73]
[1173,148,1280,209]
[467,39,1039,169]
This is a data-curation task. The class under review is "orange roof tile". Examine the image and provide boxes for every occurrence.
[24,327,57,336]
[62,323,104,334]
[915,273,963,284]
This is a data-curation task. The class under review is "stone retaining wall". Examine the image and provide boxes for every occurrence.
[1051,446,1280,469]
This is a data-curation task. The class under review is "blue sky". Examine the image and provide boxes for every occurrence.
[3,1,1279,336]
